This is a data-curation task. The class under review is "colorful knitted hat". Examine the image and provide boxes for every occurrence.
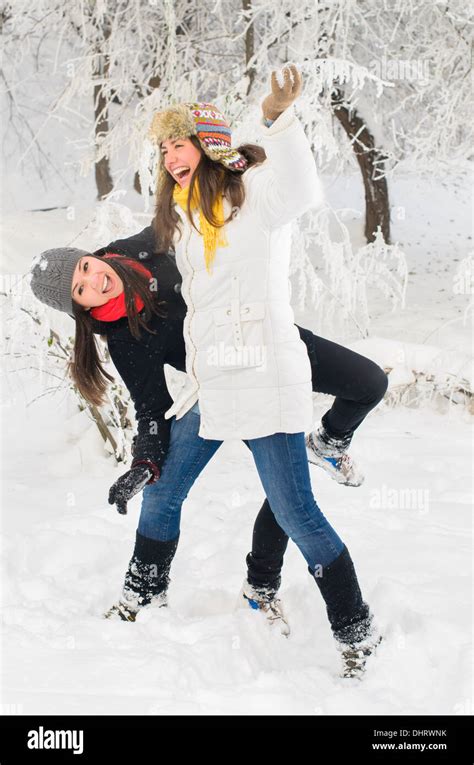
[148,102,248,192]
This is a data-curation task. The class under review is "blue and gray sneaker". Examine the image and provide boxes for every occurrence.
[306,425,364,487]
[338,631,383,679]
[103,591,167,622]
[238,581,290,637]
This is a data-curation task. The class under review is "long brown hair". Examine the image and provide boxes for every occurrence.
[153,138,266,253]
[68,254,167,406]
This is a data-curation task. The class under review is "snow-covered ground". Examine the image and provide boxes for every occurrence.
[1,394,472,715]
[1,173,472,715]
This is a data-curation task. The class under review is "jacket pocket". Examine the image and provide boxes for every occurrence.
[163,363,199,419]
[211,301,266,370]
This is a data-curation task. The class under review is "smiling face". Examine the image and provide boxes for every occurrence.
[161,137,202,188]
[71,256,124,309]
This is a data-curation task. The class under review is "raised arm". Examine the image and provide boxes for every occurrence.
[244,64,325,229]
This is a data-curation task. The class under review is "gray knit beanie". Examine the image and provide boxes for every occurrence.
[29,248,91,315]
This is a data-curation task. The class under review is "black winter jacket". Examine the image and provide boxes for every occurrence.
[90,225,319,480]
[90,227,186,479]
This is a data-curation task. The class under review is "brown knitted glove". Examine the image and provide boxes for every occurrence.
[261,64,303,122]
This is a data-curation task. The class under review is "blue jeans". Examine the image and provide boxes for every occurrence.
[138,401,345,571]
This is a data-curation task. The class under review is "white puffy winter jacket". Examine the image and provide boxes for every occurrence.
[163,104,325,440]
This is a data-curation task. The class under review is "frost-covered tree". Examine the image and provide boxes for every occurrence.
[1,0,472,455]
[2,1,471,205]
[1,1,471,331]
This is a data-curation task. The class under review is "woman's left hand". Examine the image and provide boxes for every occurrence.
[108,464,153,515]
[261,63,303,122]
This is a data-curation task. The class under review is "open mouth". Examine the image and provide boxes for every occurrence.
[173,166,191,183]
[101,274,114,294]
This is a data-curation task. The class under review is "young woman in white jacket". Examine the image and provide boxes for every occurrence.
[146,64,383,677]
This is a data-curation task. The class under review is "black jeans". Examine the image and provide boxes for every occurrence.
[246,325,389,591]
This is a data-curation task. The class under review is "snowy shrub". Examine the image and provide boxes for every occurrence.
[290,214,408,338]
[0,287,134,463]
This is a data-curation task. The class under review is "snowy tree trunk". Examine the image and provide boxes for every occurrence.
[242,0,256,97]
[93,26,113,200]
[331,87,391,244]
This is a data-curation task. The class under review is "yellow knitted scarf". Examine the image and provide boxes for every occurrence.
[172,176,228,274]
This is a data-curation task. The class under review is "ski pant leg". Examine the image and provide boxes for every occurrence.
[296,325,389,438]
[244,496,289,592]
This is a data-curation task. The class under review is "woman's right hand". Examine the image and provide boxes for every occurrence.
[108,464,153,515]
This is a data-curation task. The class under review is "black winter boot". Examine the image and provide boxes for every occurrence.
[104,530,180,622]
[309,544,382,678]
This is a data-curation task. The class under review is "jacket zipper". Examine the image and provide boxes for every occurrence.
[182,224,198,384]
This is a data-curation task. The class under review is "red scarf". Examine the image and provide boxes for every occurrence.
[90,254,152,322]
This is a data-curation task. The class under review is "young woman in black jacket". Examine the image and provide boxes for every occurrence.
[30,227,387,655]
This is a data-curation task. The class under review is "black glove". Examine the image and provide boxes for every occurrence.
[108,464,153,515]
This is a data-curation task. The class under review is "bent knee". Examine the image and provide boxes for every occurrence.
[373,365,389,400]
[361,361,389,403]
